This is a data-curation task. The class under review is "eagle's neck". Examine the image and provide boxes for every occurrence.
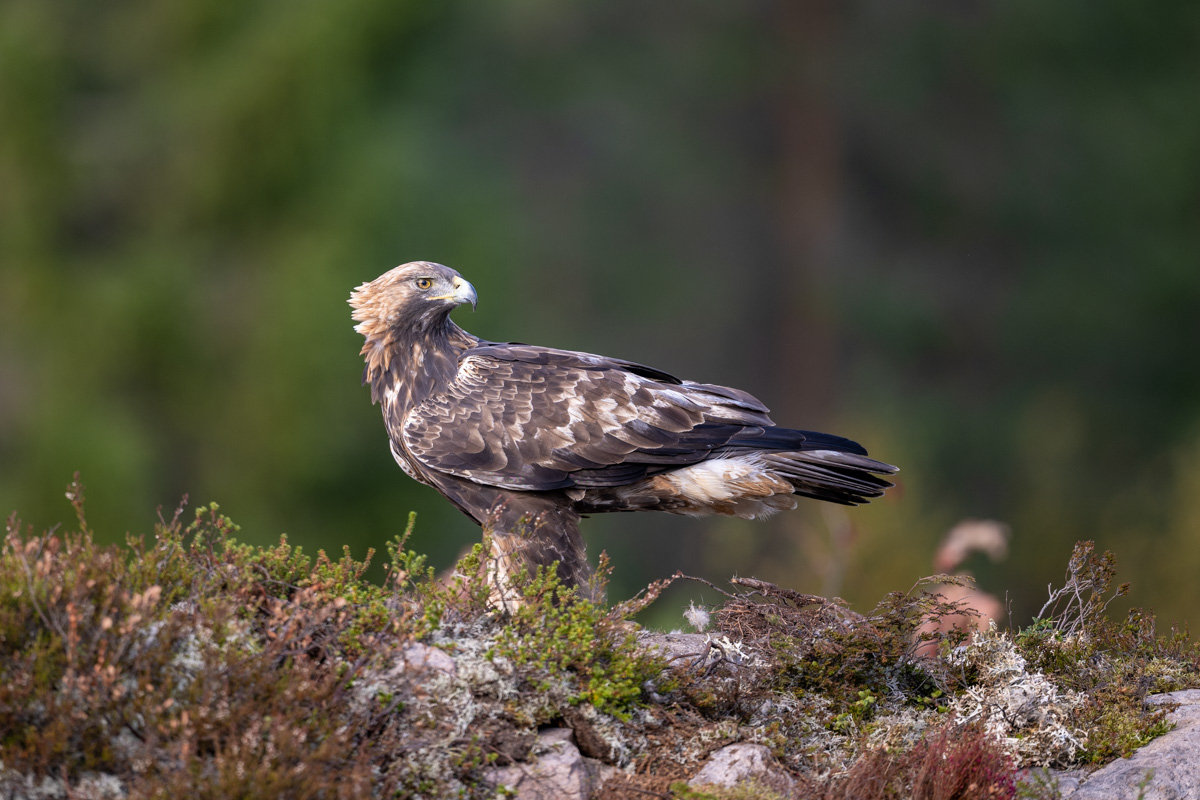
[363,314,477,411]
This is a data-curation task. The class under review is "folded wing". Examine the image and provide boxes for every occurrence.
[401,343,776,490]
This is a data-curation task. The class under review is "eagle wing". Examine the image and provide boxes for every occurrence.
[400,343,775,491]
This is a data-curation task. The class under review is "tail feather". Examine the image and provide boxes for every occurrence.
[726,426,872,457]
[713,425,898,506]
[589,423,897,513]
[792,448,899,475]
[764,449,897,506]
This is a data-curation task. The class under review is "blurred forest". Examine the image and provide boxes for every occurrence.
[2,1,1198,628]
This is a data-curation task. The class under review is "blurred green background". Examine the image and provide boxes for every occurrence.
[3,1,1198,629]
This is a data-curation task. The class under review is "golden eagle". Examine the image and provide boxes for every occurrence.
[350,262,896,605]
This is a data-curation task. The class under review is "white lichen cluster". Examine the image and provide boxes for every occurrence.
[348,620,646,794]
[946,621,1085,766]
[750,691,862,777]
[0,763,124,800]
[170,616,256,681]
[704,634,769,670]
[865,706,939,755]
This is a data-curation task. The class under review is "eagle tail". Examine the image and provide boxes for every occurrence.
[763,449,897,506]
[641,428,898,519]
[721,425,897,506]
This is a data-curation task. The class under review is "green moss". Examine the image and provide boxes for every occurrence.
[490,562,665,720]
[1077,694,1173,764]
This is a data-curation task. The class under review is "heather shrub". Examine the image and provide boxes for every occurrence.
[0,478,663,798]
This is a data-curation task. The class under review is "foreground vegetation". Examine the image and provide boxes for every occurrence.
[2,479,1199,799]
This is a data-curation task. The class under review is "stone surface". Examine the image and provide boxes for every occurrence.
[687,743,796,795]
[1020,768,1089,798]
[397,642,457,676]
[1064,690,1200,800]
[636,631,711,667]
[560,704,616,762]
[0,768,124,800]
[484,727,615,800]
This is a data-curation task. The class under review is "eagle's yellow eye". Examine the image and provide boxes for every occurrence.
[416,277,433,290]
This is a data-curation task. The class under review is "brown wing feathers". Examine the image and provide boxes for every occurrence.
[399,340,897,506]
[403,349,712,489]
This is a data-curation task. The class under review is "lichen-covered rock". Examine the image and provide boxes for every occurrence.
[635,631,711,667]
[947,621,1086,766]
[1064,690,1200,800]
[0,767,124,800]
[687,743,796,796]
[483,728,615,800]
[397,642,458,676]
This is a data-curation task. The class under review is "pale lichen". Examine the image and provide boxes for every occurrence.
[947,621,1085,766]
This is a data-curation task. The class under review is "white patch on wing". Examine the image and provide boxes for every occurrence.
[621,373,648,409]
[591,396,620,423]
[458,354,487,375]
[656,388,707,413]
[566,393,590,425]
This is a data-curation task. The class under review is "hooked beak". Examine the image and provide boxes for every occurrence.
[452,276,478,311]
[432,275,478,310]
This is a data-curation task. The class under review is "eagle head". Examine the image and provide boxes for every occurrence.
[349,261,477,341]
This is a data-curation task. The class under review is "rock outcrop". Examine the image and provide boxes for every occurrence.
[687,743,797,797]
[480,691,1200,799]
[484,728,615,800]
[1056,690,1200,800]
